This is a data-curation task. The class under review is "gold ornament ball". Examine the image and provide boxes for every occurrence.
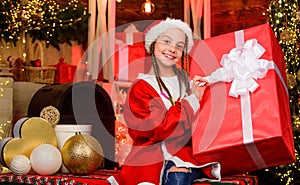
[296,10,300,23]
[61,133,104,175]
[297,69,300,81]
[293,116,300,131]
[280,28,296,44]
[286,74,297,89]
[40,105,60,127]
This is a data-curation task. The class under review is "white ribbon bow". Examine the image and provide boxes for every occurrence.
[207,38,274,98]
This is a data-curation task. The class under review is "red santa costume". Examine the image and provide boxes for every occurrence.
[107,18,221,185]
[108,75,221,185]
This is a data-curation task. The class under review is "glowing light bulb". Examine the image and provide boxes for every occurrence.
[141,0,155,14]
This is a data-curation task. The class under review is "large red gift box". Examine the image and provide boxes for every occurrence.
[189,23,295,176]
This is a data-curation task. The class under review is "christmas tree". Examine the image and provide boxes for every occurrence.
[255,0,300,184]
[0,0,89,50]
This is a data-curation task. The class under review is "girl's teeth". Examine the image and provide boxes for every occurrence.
[164,54,174,59]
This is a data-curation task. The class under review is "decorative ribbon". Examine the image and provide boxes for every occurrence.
[117,43,129,81]
[126,33,134,45]
[205,30,280,169]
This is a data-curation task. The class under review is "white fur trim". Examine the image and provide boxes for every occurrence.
[211,163,221,180]
[145,18,194,54]
[107,176,119,185]
[184,93,200,114]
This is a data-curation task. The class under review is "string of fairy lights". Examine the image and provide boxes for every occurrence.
[0,0,89,51]
[268,0,300,184]
[2,0,85,37]
[269,0,300,118]
[0,78,13,141]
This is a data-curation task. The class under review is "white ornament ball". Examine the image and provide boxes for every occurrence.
[9,155,31,175]
[30,144,62,175]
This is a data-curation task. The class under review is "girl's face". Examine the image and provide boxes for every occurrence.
[154,28,186,69]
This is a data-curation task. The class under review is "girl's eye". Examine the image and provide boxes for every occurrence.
[159,38,184,50]
[176,44,184,50]
[163,39,171,44]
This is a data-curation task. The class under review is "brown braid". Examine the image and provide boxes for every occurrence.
[184,39,190,73]
[150,42,176,105]
[178,36,191,96]
[181,36,190,73]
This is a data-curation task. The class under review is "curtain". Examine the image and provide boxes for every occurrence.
[184,0,211,39]
[88,0,116,82]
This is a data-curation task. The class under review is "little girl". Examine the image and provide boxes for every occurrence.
[108,18,220,185]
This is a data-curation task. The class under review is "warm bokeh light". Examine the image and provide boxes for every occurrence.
[268,0,300,184]
[0,0,89,49]
[141,0,155,14]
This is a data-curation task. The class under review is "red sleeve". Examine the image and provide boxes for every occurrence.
[123,79,197,145]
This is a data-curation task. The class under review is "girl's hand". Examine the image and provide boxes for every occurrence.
[192,75,209,101]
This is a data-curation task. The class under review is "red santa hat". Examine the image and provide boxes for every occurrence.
[144,18,194,54]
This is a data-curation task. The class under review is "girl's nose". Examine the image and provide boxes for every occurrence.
[167,45,176,53]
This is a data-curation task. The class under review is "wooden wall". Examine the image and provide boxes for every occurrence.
[78,0,271,36]
[115,0,183,31]
[211,0,270,36]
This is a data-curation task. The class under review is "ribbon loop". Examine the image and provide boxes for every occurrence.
[208,38,273,98]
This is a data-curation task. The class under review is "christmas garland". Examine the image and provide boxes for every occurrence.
[0,0,90,50]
